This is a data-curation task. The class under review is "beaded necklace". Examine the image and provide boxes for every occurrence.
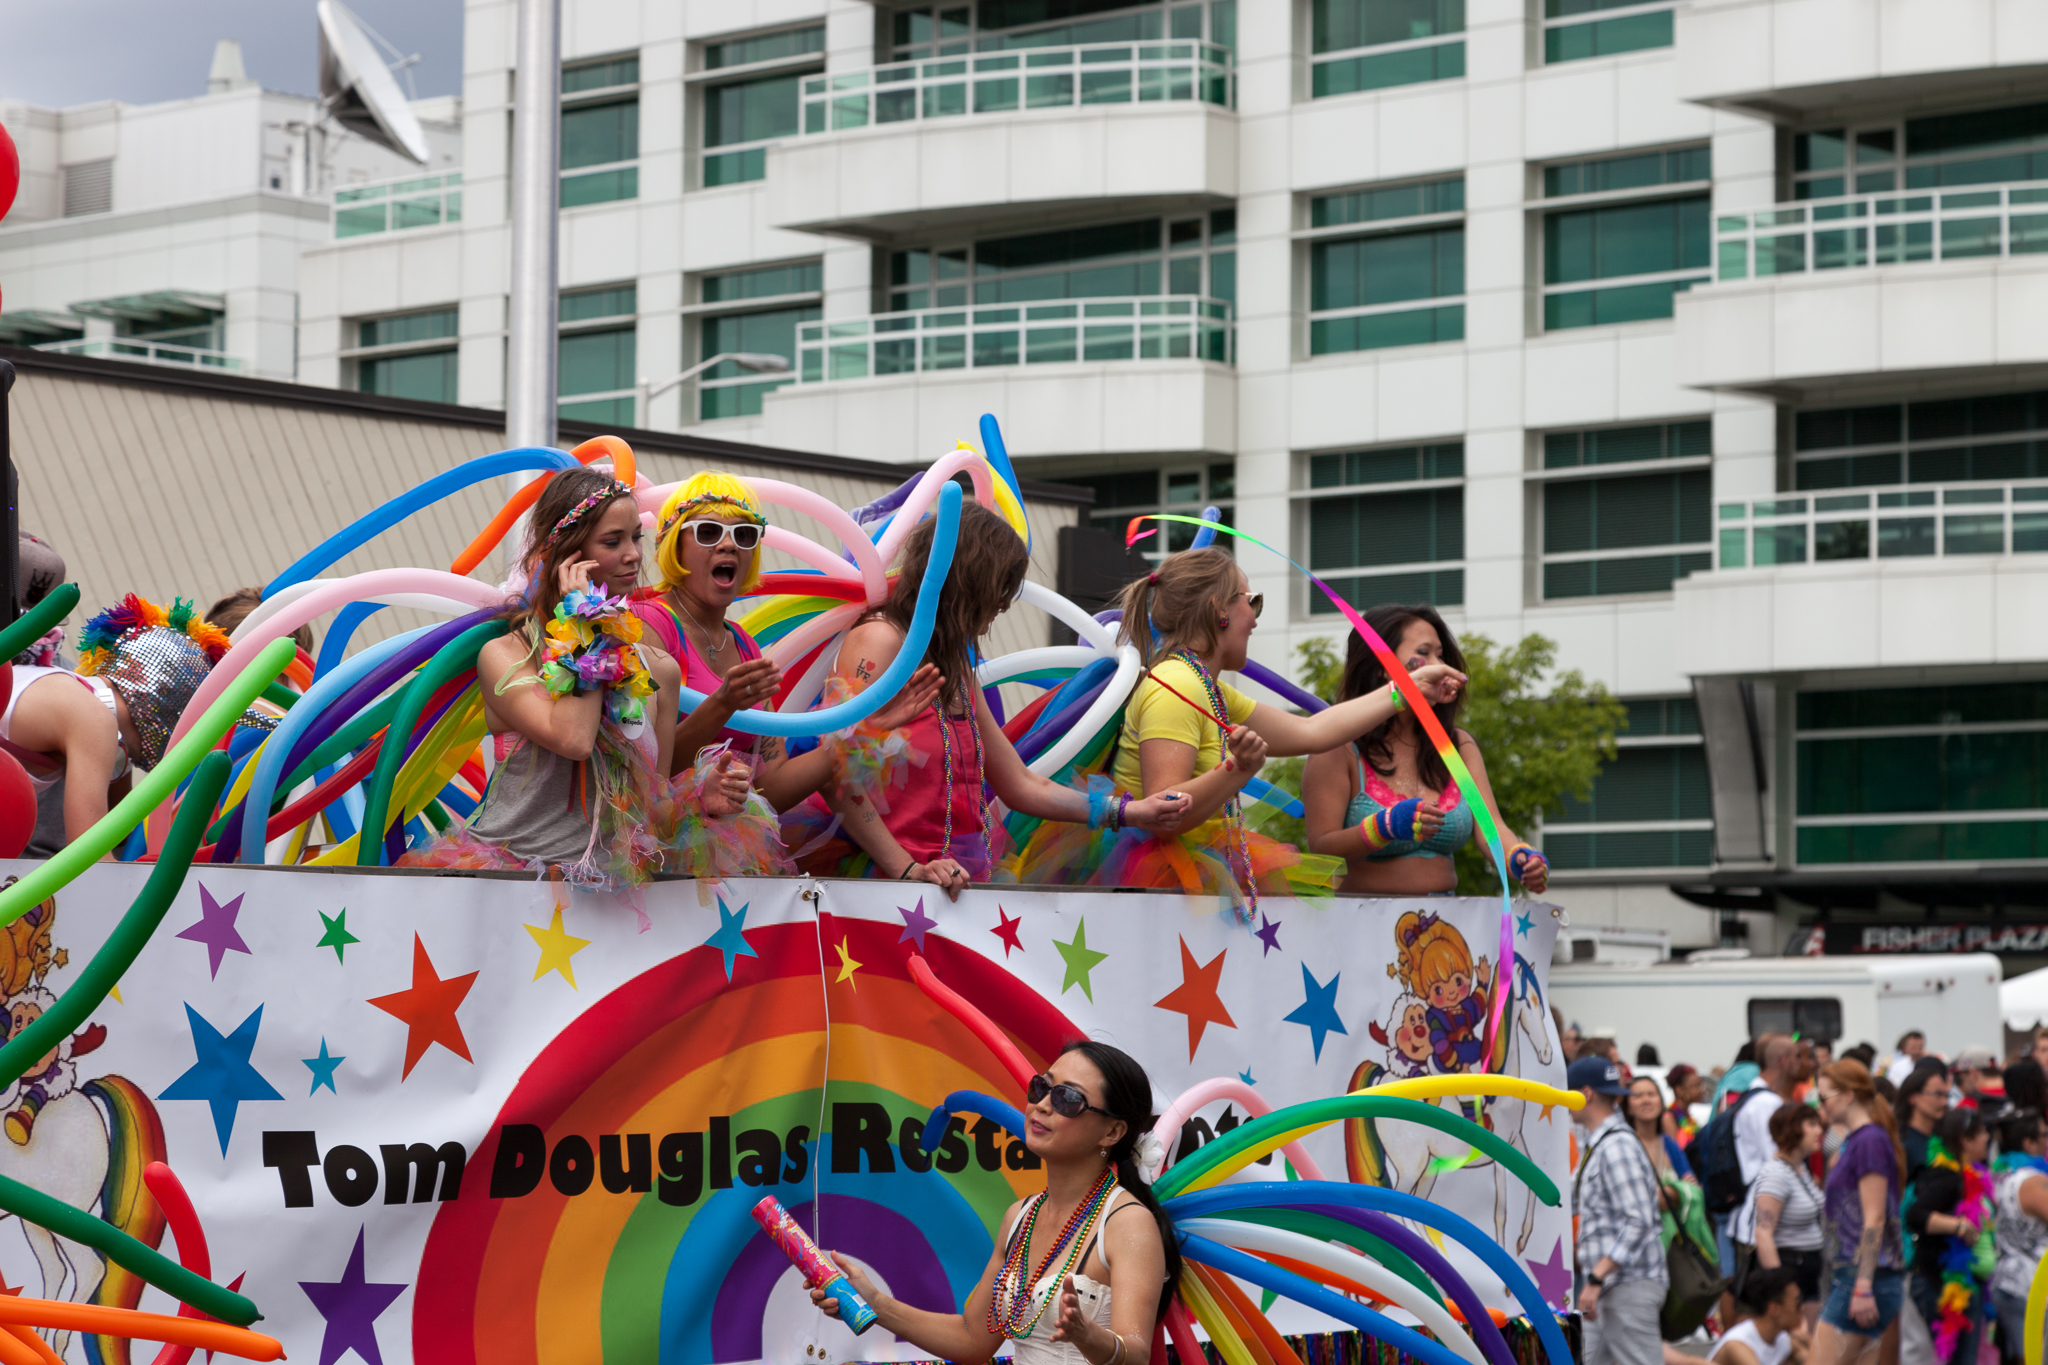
[987,1164,1118,1340]
[1170,648,1256,916]
[936,675,991,871]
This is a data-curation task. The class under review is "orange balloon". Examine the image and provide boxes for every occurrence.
[0,1299,282,1361]
[450,436,638,576]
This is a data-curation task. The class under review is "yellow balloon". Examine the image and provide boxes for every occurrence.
[1358,1075,1584,1110]
[2026,1247,2048,1365]
[1180,1271,1259,1365]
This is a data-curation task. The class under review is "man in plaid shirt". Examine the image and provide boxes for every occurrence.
[1571,1055,1668,1365]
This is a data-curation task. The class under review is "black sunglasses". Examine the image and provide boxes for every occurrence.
[1028,1072,1113,1119]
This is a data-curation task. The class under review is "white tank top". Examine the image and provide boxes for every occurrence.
[992,1187,1127,1365]
[1708,1318,1792,1365]
[0,666,124,794]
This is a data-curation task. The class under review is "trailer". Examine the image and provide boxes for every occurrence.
[1550,953,2004,1069]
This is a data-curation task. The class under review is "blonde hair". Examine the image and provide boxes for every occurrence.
[1387,911,1474,996]
[654,472,765,595]
[1110,548,1240,670]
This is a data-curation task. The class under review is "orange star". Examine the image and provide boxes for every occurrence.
[368,934,478,1080]
[1154,936,1235,1060]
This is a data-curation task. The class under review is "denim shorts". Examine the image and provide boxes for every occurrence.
[1820,1264,1905,1338]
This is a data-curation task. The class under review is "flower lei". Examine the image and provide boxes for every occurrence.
[1928,1139,1993,1363]
[540,588,658,734]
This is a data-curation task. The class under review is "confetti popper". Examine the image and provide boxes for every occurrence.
[751,1196,878,1334]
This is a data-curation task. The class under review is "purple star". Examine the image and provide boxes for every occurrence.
[897,897,938,954]
[1525,1236,1573,1308]
[175,884,252,979]
[300,1227,407,1365]
[1254,913,1283,957]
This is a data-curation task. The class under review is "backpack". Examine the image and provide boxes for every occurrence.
[1692,1088,1766,1217]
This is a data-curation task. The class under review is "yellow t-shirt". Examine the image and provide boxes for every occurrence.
[1109,657,1257,833]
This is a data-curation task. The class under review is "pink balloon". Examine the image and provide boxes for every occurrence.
[874,449,997,568]
[1150,1077,1327,1182]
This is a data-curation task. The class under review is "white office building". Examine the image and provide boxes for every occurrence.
[16,0,2048,959]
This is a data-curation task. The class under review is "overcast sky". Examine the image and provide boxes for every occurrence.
[0,0,464,109]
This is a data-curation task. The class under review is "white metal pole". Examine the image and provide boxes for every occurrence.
[506,0,561,452]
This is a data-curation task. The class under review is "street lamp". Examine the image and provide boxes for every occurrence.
[637,352,791,427]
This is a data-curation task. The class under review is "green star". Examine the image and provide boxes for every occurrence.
[317,909,360,965]
[1054,919,1109,1002]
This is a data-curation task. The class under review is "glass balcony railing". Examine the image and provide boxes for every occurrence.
[1714,180,2048,280]
[797,296,1231,382]
[35,336,243,370]
[1715,482,2048,568]
[334,172,463,239]
[800,41,1232,135]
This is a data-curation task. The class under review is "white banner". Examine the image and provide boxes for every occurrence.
[0,865,1568,1364]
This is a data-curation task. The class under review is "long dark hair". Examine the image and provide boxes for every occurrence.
[873,499,1027,704]
[1340,603,1466,794]
[1059,1039,1183,1321]
[508,467,638,638]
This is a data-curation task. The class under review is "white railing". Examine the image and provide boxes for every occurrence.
[333,172,463,239]
[800,40,1232,134]
[36,337,243,371]
[797,296,1231,382]
[1716,481,2048,567]
[1714,180,2048,280]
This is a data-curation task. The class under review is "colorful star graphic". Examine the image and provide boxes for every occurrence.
[299,1227,407,1365]
[1154,937,1235,1059]
[991,906,1025,957]
[897,897,937,954]
[304,1038,344,1096]
[1239,1067,1256,1087]
[367,935,477,1081]
[525,905,591,989]
[317,909,360,964]
[158,1004,283,1155]
[175,884,252,979]
[833,935,863,990]
[1053,919,1109,1002]
[1283,963,1348,1061]
[1525,1237,1573,1308]
[1254,913,1283,957]
[1515,907,1535,939]
[701,897,758,982]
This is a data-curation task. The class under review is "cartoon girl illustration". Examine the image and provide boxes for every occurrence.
[1369,993,1435,1079]
[0,986,97,1144]
[1386,910,1492,1076]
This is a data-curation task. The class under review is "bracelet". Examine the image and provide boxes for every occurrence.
[899,862,920,880]
[1388,683,1407,713]
[1087,784,1111,830]
[1114,793,1132,831]
[539,589,658,729]
[1106,1334,1127,1365]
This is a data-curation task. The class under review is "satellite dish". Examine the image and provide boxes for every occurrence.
[317,0,430,165]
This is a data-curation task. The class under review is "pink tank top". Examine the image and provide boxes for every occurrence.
[629,597,765,752]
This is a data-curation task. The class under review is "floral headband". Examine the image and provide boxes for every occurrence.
[547,480,634,547]
[657,492,766,542]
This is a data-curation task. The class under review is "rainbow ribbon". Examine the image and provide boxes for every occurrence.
[1127,513,1516,1067]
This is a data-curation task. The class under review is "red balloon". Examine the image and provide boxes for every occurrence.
[0,748,34,859]
[0,119,15,224]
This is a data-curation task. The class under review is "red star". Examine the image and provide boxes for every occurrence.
[991,906,1025,957]
[1154,936,1236,1059]
[0,1268,20,1296]
[368,935,478,1080]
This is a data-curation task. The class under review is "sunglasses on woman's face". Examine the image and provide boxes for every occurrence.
[683,520,764,550]
[1231,590,1265,620]
[1028,1072,1113,1119]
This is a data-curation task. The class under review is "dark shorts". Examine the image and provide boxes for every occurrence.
[1820,1264,1904,1338]
[1735,1243,1825,1303]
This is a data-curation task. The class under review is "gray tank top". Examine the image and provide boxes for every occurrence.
[465,735,606,870]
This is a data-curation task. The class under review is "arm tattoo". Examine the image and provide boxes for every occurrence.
[1756,1203,1780,1237]
[854,659,875,681]
[759,737,783,761]
[1855,1224,1882,1280]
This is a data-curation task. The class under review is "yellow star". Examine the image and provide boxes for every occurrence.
[833,935,862,991]
[109,983,123,1004]
[1422,1225,1446,1252]
[526,905,592,989]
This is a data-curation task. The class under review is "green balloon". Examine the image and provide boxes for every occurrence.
[356,622,505,865]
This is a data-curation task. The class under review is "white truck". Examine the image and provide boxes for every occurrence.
[1548,953,2004,1069]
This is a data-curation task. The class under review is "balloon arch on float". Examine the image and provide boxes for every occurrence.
[0,413,1608,1365]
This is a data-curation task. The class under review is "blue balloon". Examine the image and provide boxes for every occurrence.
[1178,1233,1467,1365]
[316,602,388,679]
[919,1090,1027,1154]
[977,414,1027,510]
[677,483,963,737]
[1190,504,1221,549]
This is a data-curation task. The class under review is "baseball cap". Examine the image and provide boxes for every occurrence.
[1568,1055,1629,1096]
[1954,1045,1999,1072]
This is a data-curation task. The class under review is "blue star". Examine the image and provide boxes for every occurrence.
[1239,1067,1256,1087]
[304,1038,345,1096]
[159,1004,283,1155]
[701,897,758,982]
[1515,907,1535,938]
[1282,964,1348,1062]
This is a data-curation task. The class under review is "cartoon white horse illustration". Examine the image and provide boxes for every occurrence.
[1347,954,1557,1254]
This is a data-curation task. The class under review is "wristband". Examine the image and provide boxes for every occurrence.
[1388,683,1407,713]
[1509,845,1547,880]
[1360,796,1421,850]
[1087,784,1111,830]
[899,862,920,880]
[1114,793,1132,831]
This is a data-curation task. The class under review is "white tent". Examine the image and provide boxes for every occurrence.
[2002,965,2048,1031]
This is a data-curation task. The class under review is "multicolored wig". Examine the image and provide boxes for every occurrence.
[654,472,766,595]
[77,595,231,769]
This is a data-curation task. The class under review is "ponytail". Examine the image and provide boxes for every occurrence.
[1113,549,1238,672]
[1060,1040,1185,1322]
[1824,1059,1906,1177]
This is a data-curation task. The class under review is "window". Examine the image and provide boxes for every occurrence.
[1793,390,2048,490]
[561,55,639,207]
[890,2,1227,58]
[1796,682,2048,865]
[1311,0,1464,99]
[1307,177,1463,355]
[1545,696,1711,870]
[1070,463,1236,557]
[695,261,822,420]
[1795,102,2048,203]
[1539,420,1710,598]
[706,26,826,69]
[702,27,822,186]
[61,160,112,217]
[1543,0,1674,64]
[1305,442,1463,611]
[1543,148,1708,330]
[1748,999,1842,1044]
[558,285,636,425]
[354,307,459,405]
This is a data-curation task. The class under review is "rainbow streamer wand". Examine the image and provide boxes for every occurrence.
[1128,513,1516,1069]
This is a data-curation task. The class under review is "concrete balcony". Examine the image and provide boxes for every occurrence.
[1676,181,2048,397]
[764,42,1235,239]
[1677,0,2048,119]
